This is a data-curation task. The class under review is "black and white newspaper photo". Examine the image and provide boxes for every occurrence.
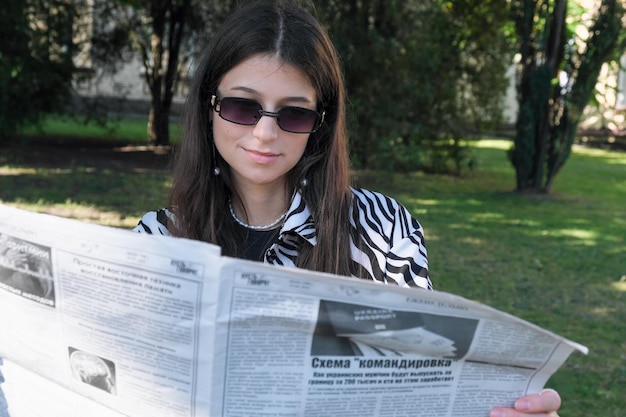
[0,233,55,306]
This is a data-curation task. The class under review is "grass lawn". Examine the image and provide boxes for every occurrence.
[1,126,625,416]
[18,114,183,146]
[356,140,625,416]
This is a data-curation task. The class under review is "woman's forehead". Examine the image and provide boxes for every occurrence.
[218,54,317,103]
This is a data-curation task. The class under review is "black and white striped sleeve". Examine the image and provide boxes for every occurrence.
[132,209,172,236]
[350,188,432,290]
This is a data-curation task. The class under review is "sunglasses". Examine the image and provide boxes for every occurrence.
[211,95,325,134]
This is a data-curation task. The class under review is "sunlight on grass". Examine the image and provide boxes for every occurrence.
[524,227,600,245]
[590,307,617,315]
[474,140,626,169]
[501,218,543,227]
[0,167,38,175]
[0,167,74,176]
[471,212,505,220]
[414,199,440,206]
[395,141,624,417]
[2,136,624,417]
[1,201,139,229]
[459,237,485,245]
[473,139,512,150]
[571,145,626,160]
[0,160,171,229]
[611,276,626,292]
[446,224,468,230]
[402,198,441,215]
[556,228,598,241]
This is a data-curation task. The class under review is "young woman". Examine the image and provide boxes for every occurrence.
[134,1,562,416]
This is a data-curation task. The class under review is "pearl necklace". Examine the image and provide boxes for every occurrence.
[228,199,288,230]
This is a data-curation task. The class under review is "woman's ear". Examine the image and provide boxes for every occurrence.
[208,95,216,123]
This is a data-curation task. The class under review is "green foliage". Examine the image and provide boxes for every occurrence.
[315,0,512,173]
[0,0,79,141]
[88,0,238,146]
[510,0,626,192]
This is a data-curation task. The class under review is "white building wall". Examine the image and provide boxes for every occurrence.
[76,57,189,102]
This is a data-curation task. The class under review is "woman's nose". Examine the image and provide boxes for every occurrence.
[252,112,280,141]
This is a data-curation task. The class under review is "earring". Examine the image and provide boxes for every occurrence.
[301,178,308,187]
[211,137,221,176]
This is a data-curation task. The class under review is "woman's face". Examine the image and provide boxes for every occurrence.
[213,53,317,192]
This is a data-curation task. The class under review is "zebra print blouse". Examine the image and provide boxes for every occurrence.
[133,188,432,290]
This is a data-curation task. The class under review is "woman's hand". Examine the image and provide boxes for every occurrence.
[490,389,561,417]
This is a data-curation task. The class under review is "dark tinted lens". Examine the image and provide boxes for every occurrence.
[219,98,261,125]
[278,107,319,133]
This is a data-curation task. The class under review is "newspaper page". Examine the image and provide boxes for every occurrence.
[0,204,588,417]
[0,205,223,417]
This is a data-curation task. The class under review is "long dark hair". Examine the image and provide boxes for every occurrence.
[169,0,355,276]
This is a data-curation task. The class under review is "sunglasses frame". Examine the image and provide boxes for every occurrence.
[210,95,325,134]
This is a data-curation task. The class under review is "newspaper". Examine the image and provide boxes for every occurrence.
[0,204,588,417]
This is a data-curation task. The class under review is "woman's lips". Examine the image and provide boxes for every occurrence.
[245,149,280,164]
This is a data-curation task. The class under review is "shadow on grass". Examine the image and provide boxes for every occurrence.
[0,141,172,227]
[1,137,624,416]
[383,164,625,417]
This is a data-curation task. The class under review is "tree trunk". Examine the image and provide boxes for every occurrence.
[531,0,566,191]
[148,99,170,146]
[145,0,190,146]
[511,0,541,191]
[511,0,566,193]
[511,0,624,193]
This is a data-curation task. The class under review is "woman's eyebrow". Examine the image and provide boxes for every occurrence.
[228,86,314,104]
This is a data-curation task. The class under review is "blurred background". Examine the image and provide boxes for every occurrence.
[0,1,624,416]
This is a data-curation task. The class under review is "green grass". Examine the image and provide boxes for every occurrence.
[18,115,183,145]
[361,140,625,416]
[1,132,624,416]
[0,166,171,228]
